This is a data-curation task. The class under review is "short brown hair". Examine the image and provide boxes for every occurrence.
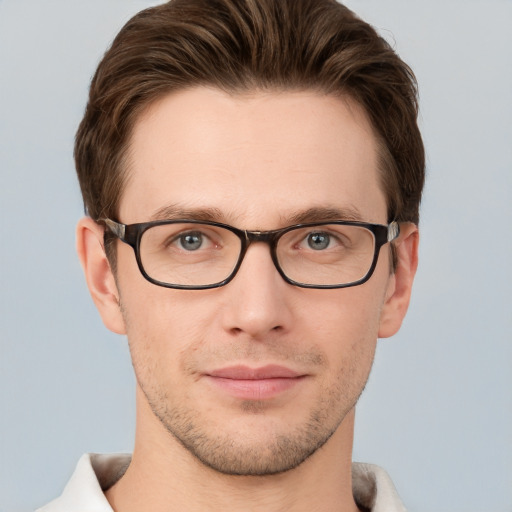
[75,0,424,231]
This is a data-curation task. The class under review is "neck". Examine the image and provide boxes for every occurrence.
[106,386,360,512]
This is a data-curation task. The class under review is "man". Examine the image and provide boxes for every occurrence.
[39,0,424,510]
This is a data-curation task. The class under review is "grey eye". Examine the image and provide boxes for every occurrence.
[179,232,203,251]
[307,232,330,250]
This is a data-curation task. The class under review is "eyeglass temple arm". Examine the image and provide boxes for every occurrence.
[101,218,126,240]
[388,221,400,242]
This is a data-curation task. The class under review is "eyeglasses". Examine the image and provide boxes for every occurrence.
[102,218,399,290]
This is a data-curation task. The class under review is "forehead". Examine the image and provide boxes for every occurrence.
[120,87,386,227]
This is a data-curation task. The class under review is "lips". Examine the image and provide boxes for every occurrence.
[208,365,302,380]
[205,365,306,400]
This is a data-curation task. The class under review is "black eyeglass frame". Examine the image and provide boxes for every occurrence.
[102,218,399,290]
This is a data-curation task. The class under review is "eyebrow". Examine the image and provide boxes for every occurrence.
[150,204,365,226]
[150,205,228,223]
[284,206,364,224]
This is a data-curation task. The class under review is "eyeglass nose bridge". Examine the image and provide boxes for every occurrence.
[243,229,281,244]
[241,228,288,258]
[234,229,284,279]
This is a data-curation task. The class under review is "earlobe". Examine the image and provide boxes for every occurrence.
[378,223,419,338]
[76,217,126,335]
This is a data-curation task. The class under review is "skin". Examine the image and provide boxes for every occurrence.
[77,87,418,512]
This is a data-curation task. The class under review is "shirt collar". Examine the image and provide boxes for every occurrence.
[38,454,406,512]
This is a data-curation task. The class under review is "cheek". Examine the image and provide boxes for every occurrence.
[124,295,209,350]
[305,287,384,372]
[312,285,384,336]
[120,285,242,392]
[117,280,211,386]
[116,244,214,348]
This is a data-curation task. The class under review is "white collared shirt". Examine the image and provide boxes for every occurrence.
[37,453,406,512]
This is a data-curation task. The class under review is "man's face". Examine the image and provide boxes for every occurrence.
[111,88,397,475]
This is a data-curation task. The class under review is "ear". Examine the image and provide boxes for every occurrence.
[378,223,419,338]
[76,217,126,335]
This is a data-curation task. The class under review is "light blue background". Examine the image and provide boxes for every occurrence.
[1,1,511,511]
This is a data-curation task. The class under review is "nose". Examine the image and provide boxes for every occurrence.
[220,242,293,339]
